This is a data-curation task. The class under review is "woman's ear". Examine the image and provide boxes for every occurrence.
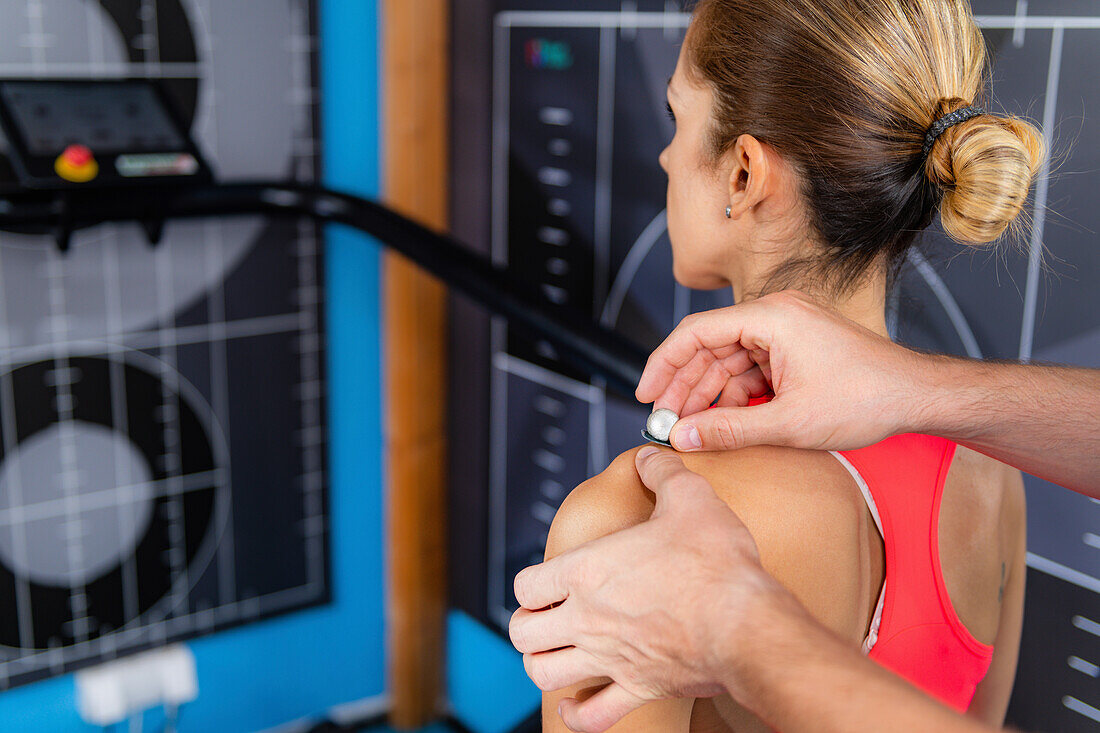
[725,134,771,220]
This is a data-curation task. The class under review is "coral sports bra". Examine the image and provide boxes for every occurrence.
[740,394,993,710]
[838,433,994,711]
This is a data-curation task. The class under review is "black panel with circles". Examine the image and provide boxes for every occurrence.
[0,356,217,650]
[0,0,327,689]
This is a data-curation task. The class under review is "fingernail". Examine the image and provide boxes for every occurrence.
[675,424,702,450]
[636,446,659,461]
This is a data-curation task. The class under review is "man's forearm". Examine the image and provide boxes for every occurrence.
[726,593,993,733]
[912,357,1100,497]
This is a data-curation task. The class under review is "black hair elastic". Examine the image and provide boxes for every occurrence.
[921,105,985,158]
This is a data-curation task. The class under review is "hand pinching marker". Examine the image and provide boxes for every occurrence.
[641,407,678,447]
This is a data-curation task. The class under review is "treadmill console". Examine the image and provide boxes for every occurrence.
[0,78,211,189]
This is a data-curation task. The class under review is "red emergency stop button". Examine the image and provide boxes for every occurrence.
[55,144,99,183]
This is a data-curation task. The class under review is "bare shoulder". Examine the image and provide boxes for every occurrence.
[684,446,878,641]
[547,444,877,643]
[547,444,863,554]
[544,446,653,560]
[679,445,872,538]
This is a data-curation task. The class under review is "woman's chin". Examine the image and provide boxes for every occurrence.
[672,264,728,291]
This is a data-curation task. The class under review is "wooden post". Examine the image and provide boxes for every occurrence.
[382,0,450,726]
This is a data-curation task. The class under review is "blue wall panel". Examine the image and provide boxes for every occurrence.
[447,611,539,733]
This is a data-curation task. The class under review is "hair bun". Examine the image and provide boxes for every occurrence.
[924,100,1046,245]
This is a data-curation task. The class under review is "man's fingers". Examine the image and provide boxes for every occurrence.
[513,553,575,610]
[649,347,718,415]
[635,314,744,404]
[634,447,714,518]
[509,605,576,655]
[635,446,695,491]
[558,683,648,733]
[635,330,703,404]
[678,350,759,416]
[522,647,604,691]
[681,361,769,416]
[636,301,781,403]
[671,401,786,452]
[710,367,771,409]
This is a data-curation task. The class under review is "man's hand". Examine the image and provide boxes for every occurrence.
[509,447,793,732]
[635,290,1100,495]
[635,290,925,452]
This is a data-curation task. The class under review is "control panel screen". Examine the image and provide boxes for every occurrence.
[0,80,186,156]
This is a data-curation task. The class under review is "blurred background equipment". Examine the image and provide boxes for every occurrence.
[0,2,381,731]
[0,0,332,702]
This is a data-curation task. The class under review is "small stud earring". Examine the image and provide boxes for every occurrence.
[725,206,732,219]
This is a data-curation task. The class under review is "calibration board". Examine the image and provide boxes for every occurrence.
[0,0,326,688]
[484,3,1100,729]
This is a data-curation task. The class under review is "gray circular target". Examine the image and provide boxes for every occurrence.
[0,421,155,587]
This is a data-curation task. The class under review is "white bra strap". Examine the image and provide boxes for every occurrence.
[829,451,883,535]
[829,451,886,655]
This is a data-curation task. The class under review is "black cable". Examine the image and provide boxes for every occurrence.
[0,182,648,399]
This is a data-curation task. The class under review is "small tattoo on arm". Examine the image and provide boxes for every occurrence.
[998,562,1006,604]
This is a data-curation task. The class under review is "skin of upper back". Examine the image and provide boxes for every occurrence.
[540,443,1026,732]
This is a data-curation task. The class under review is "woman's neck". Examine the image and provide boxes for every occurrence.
[731,261,891,339]
[830,277,891,338]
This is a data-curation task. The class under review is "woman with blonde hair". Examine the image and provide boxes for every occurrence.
[541,0,1043,730]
